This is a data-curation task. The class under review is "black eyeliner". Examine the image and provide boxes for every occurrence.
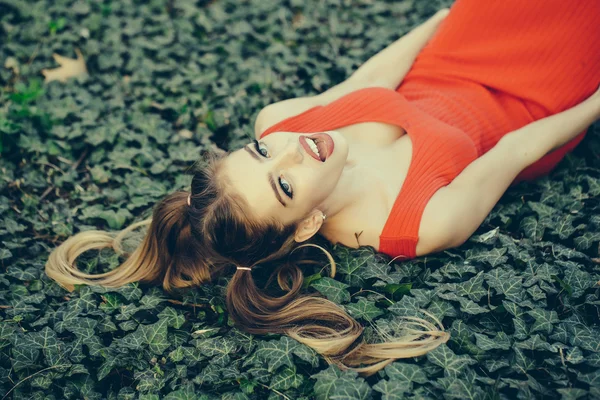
[278,176,293,199]
[253,140,262,155]
[252,140,294,200]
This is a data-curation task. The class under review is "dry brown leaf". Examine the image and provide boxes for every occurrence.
[41,48,88,83]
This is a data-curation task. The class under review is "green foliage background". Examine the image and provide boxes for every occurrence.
[1,0,600,398]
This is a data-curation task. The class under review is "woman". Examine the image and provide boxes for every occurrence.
[46,0,600,376]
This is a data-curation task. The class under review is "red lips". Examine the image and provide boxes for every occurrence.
[299,133,334,162]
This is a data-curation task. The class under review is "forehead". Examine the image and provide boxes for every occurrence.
[223,148,281,219]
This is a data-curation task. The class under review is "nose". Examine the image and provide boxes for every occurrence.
[273,137,304,166]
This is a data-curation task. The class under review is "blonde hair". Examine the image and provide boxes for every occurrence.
[45,153,449,377]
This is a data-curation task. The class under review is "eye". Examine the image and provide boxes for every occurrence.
[253,140,269,157]
[279,175,293,199]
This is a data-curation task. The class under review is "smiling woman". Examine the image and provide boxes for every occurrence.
[45,150,449,377]
[45,0,600,378]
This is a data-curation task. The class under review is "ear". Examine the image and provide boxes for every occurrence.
[294,210,325,243]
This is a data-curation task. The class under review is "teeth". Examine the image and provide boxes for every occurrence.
[307,138,320,158]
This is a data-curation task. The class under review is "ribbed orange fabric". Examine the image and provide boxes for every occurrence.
[260,0,600,259]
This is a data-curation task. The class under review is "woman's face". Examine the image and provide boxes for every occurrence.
[222,131,349,226]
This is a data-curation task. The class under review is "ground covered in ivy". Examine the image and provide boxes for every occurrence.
[1,0,600,399]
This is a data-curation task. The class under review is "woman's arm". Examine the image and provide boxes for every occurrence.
[347,8,450,89]
[418,86,600,255]
[510,87,600,160]
[255,8,450,138]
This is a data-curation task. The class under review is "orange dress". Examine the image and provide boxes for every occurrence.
[261,0,600,259]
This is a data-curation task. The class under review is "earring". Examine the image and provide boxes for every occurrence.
[322,213,327,221]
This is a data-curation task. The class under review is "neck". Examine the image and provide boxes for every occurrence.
[318,150,368,219]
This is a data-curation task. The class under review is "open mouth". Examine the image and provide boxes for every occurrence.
[300,133,334,162]
[307,137,324,160]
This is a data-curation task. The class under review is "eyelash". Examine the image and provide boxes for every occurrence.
[253,140,269,157]
[253,140,293,199]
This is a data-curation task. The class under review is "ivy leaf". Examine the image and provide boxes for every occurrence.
[556,388,589,400]
[455,271,486,302]
[473,332,511,351]
[383,362,428,391]
[438,262,477,279]
[528,201,558,219]
[485,267,525,302]
[311,365,373,400]
[512,347,536,373]
[270,366,304,391]
[334,247,370,287]
[388,295,421,318]
[514,334,557,352]
[566,347,585,365]
[124,319,171,355]
[6,266,39,281]
[310,277,351,304]
[434,375,486,400]
[11,339,40,372]
[195,336,237,367]
[427,298,458,319]
[578,370,600,387]
[335,247,394,286]
[527,309,559,335]
[553,214,578,239]
[158,307,186,329]
[162,384,197,400]
[291,342,320,368]
[253,336,298,373]
[482,359,510,373]
[372,379,412,398]
[311,365,344,400]
[585,176,600,196]
[457,298,489,315]
[465,247,508,267]
[426,345,476,377]
[97,209,133,230]
[345,297,384,322]
[569,324,600,352]
[23,327,61,356]
[559,262,594,298]
[574,231,600,250]
[520,216,545,241]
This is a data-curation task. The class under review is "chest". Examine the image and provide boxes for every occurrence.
[338,121,413,204]
[321,122,416,248]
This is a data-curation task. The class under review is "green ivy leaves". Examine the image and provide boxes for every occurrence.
[1,0,600,398]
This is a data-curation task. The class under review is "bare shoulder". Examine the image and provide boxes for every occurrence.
[254,96,319,139]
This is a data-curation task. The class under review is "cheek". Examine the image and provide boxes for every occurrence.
[308,174,336,200]
[296,165,338,204]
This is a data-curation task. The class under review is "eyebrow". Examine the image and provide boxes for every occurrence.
[243,145,287,207]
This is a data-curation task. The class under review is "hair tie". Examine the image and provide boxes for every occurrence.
[187,193,191,206]
[236,266,252,271]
